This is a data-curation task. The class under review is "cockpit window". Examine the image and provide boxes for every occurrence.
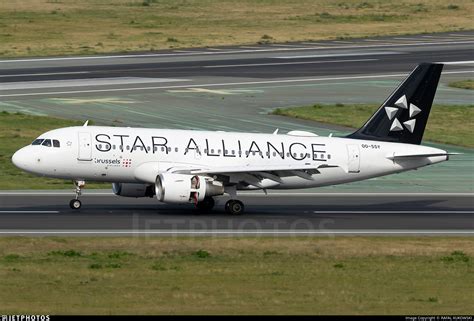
[53,140,60,148]
[42,139,52,147]
[32,139,44,145]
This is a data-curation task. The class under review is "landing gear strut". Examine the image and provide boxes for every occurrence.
[69,180,85,209]
[196,196,215,212]
[225,199,245,215]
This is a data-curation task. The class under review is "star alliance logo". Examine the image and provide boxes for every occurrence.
[384,95,421,133]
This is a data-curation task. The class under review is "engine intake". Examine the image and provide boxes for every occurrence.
[155,173,224,204]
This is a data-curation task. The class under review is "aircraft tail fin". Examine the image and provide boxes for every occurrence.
[346,63,443,145]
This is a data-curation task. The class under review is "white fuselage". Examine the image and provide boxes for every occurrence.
[12,126,448,190]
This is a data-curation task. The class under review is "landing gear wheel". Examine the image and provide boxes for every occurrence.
[69,199,82,209]
[196,197,215,212]
[225,199,244,215]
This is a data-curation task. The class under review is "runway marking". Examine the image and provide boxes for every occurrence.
[274,52,401,59]
[167,88,262,95]
[0,230,472,235]
[437,60,474,65]
[203,58,377,68]
[394,37,426,41]
[0,40,473,63]
[448,34,474,37]
[168,88,237,95]
[363,39,387,42]
[0,71,90,78]
[0,70,471,98]
[48,97,138,104]
[0,77,191,91]
[0,211,59,214]
[0,192,472,196]
[269,44,312,48]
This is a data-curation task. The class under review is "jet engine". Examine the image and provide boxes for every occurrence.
[112,183,155,198]
[155,173,224,204]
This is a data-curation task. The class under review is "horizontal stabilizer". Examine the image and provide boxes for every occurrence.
[386,152,461,160]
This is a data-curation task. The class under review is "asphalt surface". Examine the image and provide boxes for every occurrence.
[1,31,473,97]
[0,32,473,235]
[0,192,472,235]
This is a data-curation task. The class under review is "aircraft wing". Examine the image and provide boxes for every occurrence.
[172,163,339,187]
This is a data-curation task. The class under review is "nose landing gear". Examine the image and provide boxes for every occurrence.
[69,180,85,209]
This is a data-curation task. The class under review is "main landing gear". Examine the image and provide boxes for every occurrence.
[69,180,85,210]
[195,197,245,215]
[225,199,245,215]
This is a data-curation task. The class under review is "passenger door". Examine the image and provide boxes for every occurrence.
[78,132,92,161]
[346,144,360,173]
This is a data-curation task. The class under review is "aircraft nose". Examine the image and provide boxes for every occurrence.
[12,147,31,171]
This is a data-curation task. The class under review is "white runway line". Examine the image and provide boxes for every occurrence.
[270,44,310,48]
[448,34,474,37]
[0,230,472,235]
[437,60,474,65]
[0,192,472,197]
[0,77,191,90]
[0,71,90,78]
[0,211,59,214]
[1,70,471,98]
[394,37,426,41]
[0,40,473,63]
[274,51,401,59]
[203,58,377,68]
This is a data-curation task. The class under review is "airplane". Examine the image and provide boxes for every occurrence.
[11,63,456,215]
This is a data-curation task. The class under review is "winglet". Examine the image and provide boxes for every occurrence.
[83,120,89,127]
[273,129,279,135]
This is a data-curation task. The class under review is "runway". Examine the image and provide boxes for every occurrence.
[0,32,473,235]
[0,192,472,235]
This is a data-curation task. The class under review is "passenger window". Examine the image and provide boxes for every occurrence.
[53,140,60,148]
[32,139,44,145]
[42,139,52,147]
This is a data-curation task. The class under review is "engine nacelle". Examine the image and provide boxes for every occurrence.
[155,173,224,204]
[112,183,155,198]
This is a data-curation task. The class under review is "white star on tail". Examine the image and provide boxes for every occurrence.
[387,95,420,133]
[409,103,421,118]
[390,118,403,131]
[403,119,416,133]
